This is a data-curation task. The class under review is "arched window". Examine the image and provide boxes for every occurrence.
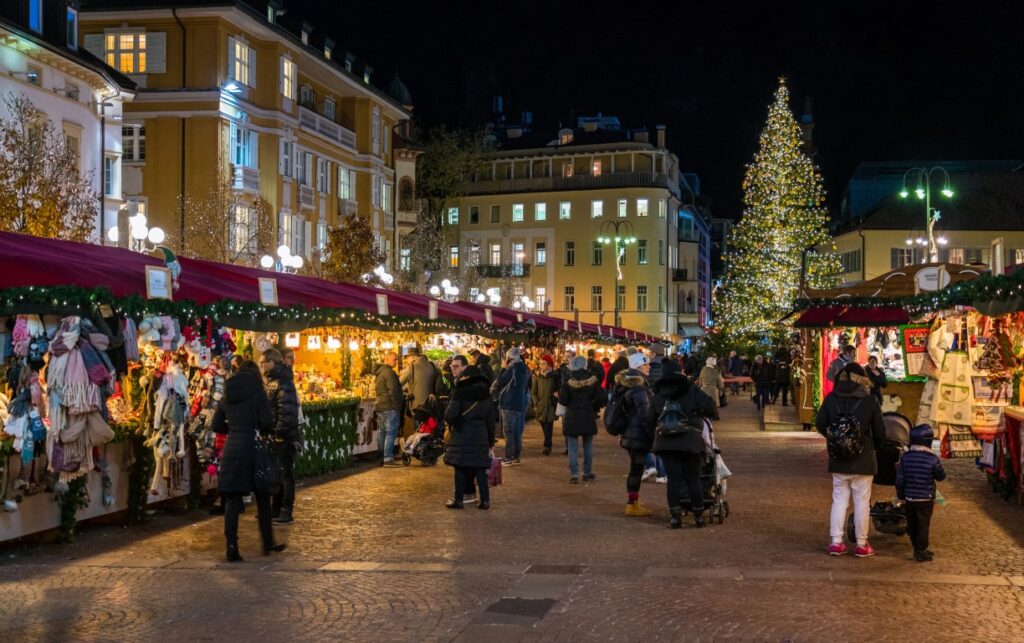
[399,178,415,211]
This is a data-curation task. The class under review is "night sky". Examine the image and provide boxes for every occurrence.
[294,0,1023,219]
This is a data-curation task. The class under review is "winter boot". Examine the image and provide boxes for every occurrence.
[273,510,294,525]
[694,512,706,528]
[625,502,653,517]
[226,544,243,562]
[669,506,683,529]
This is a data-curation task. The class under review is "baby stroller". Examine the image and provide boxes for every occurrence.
[679,419,731,524]
[401,395,447,466]
[845,412,910,543]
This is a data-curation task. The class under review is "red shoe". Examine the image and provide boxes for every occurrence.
[827,542,848,556]
[854,543,876,558]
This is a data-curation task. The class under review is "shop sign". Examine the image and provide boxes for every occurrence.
[145,265,173,300]
[516,313,523,322]
[914,266,950,293]
[563,319,569,331]
[485,308,493,325]
[376,294,389,315]
[258,278,279,306]
[428,300,438,320]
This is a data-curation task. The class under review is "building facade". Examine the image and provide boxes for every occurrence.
[79,0,409,265]
[444,120,686,339]
[1,0,135,238]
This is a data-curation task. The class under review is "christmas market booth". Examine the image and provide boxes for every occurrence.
[791,263,1024,502]
[0,231,643,543]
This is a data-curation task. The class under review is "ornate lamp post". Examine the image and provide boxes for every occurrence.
[597,219,636,328]
[899,167,953,263]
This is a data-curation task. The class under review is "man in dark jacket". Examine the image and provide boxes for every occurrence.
[443,364,497,509]
[585,349,605,385]
[374,351,404,467]
[727,350,743,395]
[470,349,495,384]
[611,352,655,516]
[647,343,668,386]
[605,350,629,393]
[772,348,792,406]
[401,347,439,423]
[815,362,886,558]
[895,423,946,561]
[491,347,531,465]
[751,355,774,410]
[261,348,300,525]
[559,355,605,482]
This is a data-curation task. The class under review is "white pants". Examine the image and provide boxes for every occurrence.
[830,473,873,546]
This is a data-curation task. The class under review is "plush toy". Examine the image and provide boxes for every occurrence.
[155,246,182,291]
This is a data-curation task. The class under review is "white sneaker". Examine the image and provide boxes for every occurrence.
[463,494,477,503]
[641,467,658,482]
[655,476,667,484]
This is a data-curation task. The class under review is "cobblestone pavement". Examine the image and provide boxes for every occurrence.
[2,397,1023,641]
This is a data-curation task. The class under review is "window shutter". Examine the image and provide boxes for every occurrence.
[278,56,284,95]
[304,220,312,257]
[227,37,237,82]
[278,139,286,174]
[83,33,103,59]
[147,32,166,73]
[249,129,259,168]
[248,46,256,86]
[325,161,332,194]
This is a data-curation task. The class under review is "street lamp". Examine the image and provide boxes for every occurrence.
[260,245,304,273]
[106,210,164,252]
[597,219,636,328]
[899,167,953,263]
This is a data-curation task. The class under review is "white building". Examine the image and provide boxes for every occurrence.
[0,0,135,240]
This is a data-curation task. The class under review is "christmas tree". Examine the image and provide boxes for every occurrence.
[713,78,840,341]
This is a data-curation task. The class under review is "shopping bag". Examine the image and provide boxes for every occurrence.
[488,457,503,487]
[718,392,728,408]
[555,403,567,418]
[715,453,732,480]
[253,439,282,495]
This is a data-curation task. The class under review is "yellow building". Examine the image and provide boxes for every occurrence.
[79,0,410,265]
[828,173,1024,282]
[444,122,685,339]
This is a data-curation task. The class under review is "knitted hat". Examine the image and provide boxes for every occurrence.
[910,423,934,447]
[541,354,555,369]
[628,352,649,369]
[570,355,587,371]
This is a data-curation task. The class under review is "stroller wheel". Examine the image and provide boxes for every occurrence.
[401,454,411,466]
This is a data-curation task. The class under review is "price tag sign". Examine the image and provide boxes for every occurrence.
[376,294,389,316]
[145,266,172,301]
[485,308,493,325]
[597,325,602,336]
[258,278,279,306]
[563,319,569,331]
[428,300,438,320]
[516,313,523,322]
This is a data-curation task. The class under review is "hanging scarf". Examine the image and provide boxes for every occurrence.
[123,318,139,361]
[79,339,112,386]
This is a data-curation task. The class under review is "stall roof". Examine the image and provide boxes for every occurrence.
[793,305,910,328]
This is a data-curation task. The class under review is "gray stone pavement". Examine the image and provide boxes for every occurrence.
[2,395,1023,641]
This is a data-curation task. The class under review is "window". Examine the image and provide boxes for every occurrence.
[637,198,649,217]
[297,151,312,186]
[562,162,574,178]
[591,200,603,218]
[228,37,254,87]
[592,241,603,266]
[617,285,626,311]
[399,248,411,271]
[965,247,990,266]
[564,286,576,311]
[317,220,327,250]
[66,8,78,48]
[64,130,80,167]
[281,57,297,100]
[399,179,414,211]
[372,175,381,207]
[512,203,524,222]
[371,108,380,155]
[839,249,862,274]
[658,199,666,218]
[490,205,500,223]
[230,123,255,167]
[468,239,480,265]
[658,239,664,265]
[449,246,459,268]
[535,203,547,221]
[105,32,147,73]
[298,84,314,107]
[618,198,628,218]
[320,96,336,120]
[512,242,525,275]
[122,125,145,161]
[657,286,664,312]
[338,168,353,199]
[490,243,501,265]
[470,206,479,224]
[559,202,571,220]
[103,156,116,196]
[943,247,964,265]
[280,140,293,178]
[535,287,546,310]
[28,0,42,32]
[25,64,41,85]
[564,241,575,266]
[317,159,330,193]
[1014,249,1024,266]
[382,182,392,211]
[535,242,546,266]
[62,83,80,101]
[447,207,459,225]
[591,286,603,311]
[636,285,648,312]
[592,160,602,176]
[229,204,254,256]
[637,239,648,265]
[890,247,922,269]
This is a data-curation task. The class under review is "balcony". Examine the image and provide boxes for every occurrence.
[462,171,674,196]
[476,264,531,278]
[298,185,315,210]
[384,213,395,228]
[338,198,358,216]
[298,106,356,149]
[232,164,259,194]
[672,268,690,281]
[396,210,418,226]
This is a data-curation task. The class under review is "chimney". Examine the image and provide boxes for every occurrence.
[656,124,666,148]
[632,128,649,144]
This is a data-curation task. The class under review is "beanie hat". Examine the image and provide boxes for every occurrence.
[628,352,649,370]
[910,423,934,447]
[570,355,587,371]
[541,354,555,369]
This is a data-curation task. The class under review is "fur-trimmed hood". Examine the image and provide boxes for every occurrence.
[568,369,598,388]
[453,373,490,401]
[652,372,691,398]
[615,369,647,388]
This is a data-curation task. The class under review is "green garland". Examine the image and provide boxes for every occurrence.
[126,434,156,525]
[57,477,89,543]
[295,398,360,478]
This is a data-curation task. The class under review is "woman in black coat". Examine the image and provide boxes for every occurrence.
[649,372,718,529]
[443,365,497,509]
[558,356,605,483]
[211,361,286,562]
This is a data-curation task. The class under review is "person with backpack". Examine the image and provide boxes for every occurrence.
[649,361,718,529]
[815,362,886,558]
[605,352,655,516]
[491,347,531,465]
[895,423,946,562]
[559,355,605,483]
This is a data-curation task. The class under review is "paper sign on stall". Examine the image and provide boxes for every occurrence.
[145,266,173,300]
[258,278,279,306]
[516,313,523,322]
[376,294,389,315]
[563,319,569,331]
[597,325,602,336]
[485,308,493,325]
[428,300,438,320]
[577,321,582,333]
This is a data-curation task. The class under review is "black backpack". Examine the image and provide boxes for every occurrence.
[604,388,630,436]
[656,390,704,437]
[825,397,868,461]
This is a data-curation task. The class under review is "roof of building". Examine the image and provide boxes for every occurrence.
[848,172,1024,232]
[385,74,413,109]
[496,126,656,152]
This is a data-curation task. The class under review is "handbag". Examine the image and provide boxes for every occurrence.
[487,451,503,487]
[555,403,567,417]
[253,437,282,494]
[718,392,728,408]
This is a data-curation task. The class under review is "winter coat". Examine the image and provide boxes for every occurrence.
[559,369,605,438]
[612,369,654,451]
[212,370,273,494]
[866,366,887,403]
[531,369,560,423]
[727,355,743,377]
[443,374,497,469]
[895,447,946,501]
[815,380,886,475]
[650,373,717,455]
[648,357,666,387]
[751,361,774,386]
[586,358,605,386]
[265,363,300,443]
[491,360,531,412]
[606,356,629,391]
[401,355,438,413]
[697,366,725,406]
[475,354,495,383]
[373,364,403,414]
[774,359,791,385]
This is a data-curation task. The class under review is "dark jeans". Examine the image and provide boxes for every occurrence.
[754,384,771,409]
[627,448,648,494]
[905,500,934,552]
[273,443,296,515]
[224,491,273,550]
[454,466,489,504]
[661,451,704,514]
[540,420,554,448]
[773,383,790,405]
